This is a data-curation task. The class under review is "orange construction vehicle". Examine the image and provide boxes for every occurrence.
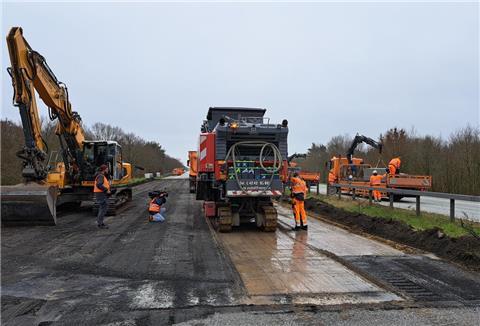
[196,107,289,232]
[1,27,133,225]
[172,168,185,176]
[187,151,198,193]
[327,134,432,200]
[287,154,320,192]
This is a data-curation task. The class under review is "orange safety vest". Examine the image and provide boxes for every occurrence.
[93,175,110,193]
[328,172,336,184]
[291,177,307,194]
[389,158,401,169]
[370,174,383,186]
[149,198,161,213]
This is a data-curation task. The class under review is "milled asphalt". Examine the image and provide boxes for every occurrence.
[1,177,479,325]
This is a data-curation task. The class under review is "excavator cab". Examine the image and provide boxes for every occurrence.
[81,141,126,182]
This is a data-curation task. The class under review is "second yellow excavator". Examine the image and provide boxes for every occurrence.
[1,27,133,225]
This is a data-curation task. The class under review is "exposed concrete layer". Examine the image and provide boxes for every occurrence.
[217,227,401,305]
[275,204,405,256]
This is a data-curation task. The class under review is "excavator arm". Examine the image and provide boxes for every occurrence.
[6,27,85,182]
[287,153,307,162]
[2,27,87,225]
[346,134,383,164]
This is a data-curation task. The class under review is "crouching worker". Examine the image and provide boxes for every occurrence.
[148,190,168,222]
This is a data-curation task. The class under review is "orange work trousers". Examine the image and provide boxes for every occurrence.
[372,189,382,201]
[292,198,307,226]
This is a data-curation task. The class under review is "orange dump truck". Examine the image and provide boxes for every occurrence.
[187,151,198,193]
[288,162,320,192]
[288,153,320,191]
[172,168,185,176]
[299,171,320,188]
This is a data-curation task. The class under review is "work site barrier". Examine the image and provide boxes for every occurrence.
[328,183,480,221]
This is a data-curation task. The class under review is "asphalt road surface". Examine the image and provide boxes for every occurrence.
[311,184,480,222]
[2,177,479,325]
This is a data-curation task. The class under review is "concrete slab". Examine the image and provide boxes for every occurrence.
[217,229,402,304]
[275,204,405,257]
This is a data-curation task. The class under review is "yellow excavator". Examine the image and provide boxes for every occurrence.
[1,27,133,225]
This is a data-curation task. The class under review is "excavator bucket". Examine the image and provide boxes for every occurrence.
[1,184,58,226]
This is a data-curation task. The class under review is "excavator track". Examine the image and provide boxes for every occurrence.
[216,206,232,233]
[261,205,277,232]
[92,189,132,216]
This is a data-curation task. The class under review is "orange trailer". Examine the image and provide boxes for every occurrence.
[327,156,432,200]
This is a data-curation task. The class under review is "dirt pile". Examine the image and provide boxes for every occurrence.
[303,197,480,271]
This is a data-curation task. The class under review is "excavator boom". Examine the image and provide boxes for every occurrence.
[346,134,383,164]
[2,27,85,225]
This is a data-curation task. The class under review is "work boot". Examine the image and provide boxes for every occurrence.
[292,225,301,231]
[302,225,308,231]
[98,224,109,229]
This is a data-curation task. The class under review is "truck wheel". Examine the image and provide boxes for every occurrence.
[217,206,232,233]
[261,206,277,232]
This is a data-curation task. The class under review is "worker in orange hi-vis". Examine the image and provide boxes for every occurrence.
[388,156,401,175]
[369,170,384,202]
[290,173,308,231]
[328,170,336,185]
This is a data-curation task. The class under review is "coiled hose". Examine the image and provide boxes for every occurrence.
[224,141,283,193]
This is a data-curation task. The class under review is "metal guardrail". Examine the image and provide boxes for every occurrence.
[328,183,480,221]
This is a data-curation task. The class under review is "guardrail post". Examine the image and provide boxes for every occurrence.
[415,196,420,216]
[450,199,455,222]
[389,194,394,209]
[337,186,341,200]
[368,190,372,205]
[352,188,356,200]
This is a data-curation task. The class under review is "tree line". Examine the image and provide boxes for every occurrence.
[1,119,184,185]
[295,126,480,196]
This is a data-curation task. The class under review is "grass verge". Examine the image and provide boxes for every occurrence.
[310,194,480,239]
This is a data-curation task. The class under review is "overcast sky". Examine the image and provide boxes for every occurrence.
[2,1,478,163]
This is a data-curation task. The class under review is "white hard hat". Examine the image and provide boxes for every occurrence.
[373,170,378,174]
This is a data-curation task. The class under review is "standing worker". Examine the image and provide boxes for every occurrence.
[94,164,111,229]
[328,169,336,185]
[369,170,383,202]
[388,156,401,175]
[327,169,336,195]
[290,172,308,231]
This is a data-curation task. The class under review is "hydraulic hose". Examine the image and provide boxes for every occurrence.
[224,141,283,193]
